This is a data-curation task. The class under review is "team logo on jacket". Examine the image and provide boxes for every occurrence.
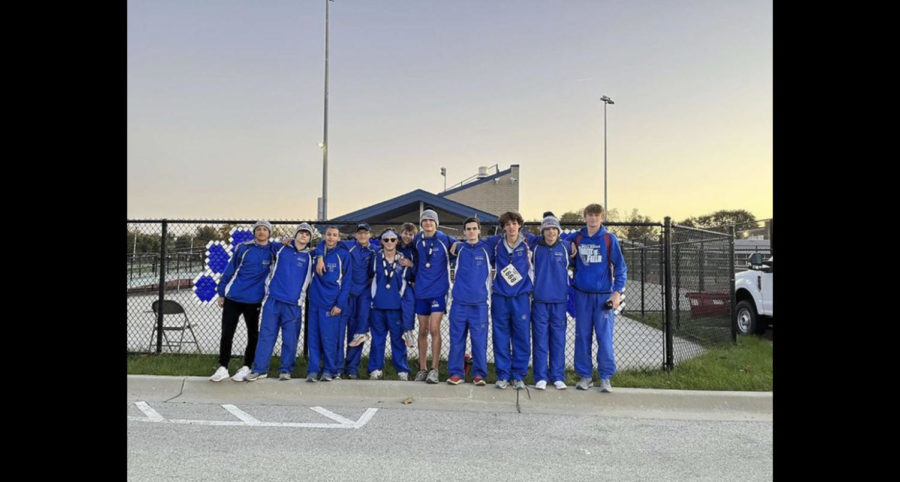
[578,244,603,264]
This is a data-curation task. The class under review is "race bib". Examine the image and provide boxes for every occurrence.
[500,264,523,286]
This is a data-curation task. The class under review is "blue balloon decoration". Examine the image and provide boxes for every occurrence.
[192,272,219,304]
[205,242,232,275]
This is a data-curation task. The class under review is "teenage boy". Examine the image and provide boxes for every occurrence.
[245,223,314,381]
[565,203,627,393]
[397,222,419,348]
[410,209,457,384]
[367,229,414,380]
[307,226,353,382]
[446,217,493,385]
[529,212,571,390]
[210,220,275,382]
[485,211,537,390]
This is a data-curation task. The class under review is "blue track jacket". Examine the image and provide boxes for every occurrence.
[451,239,494,306]
[368,249,413,310]
[486,232,537,297]
[309,243,353,312]
[218,241,276,304]
[411,230,454,299]
[264,241,314,306]
[530,237,571,303]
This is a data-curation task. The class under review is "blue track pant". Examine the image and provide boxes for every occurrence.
[531,301,567,383]
[491,293,532,381]
[368,308,410,374]
[308,303,342,377]
[448,303,488,379]
[339,291,372,376]
[251,298,302,375]
[573,291,616,379]
[401,287,415,332]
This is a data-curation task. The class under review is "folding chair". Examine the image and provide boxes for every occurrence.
[148,299,201,353]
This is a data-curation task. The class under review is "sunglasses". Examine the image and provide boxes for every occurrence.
[382,238,397,242]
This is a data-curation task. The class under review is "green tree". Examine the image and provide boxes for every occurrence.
[620,208,660,241]
[678,209,756,234]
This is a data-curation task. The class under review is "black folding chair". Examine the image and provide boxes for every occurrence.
[148,300,201,353]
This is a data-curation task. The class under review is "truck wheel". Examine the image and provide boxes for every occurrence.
[735,300,758,335]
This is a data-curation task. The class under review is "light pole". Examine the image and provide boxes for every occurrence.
[320,0,333,221]
[441,167,446,192]
[600,95,614,213]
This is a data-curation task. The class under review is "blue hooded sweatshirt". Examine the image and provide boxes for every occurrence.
[450,239,494,306]
[565,225,627,294]
[218,241,276,304]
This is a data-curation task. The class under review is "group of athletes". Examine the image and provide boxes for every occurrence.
[207,203,626,393]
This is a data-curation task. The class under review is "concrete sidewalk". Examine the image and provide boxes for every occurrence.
[127,374,772,421]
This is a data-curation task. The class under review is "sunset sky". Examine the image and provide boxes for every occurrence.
[128,0,772,223]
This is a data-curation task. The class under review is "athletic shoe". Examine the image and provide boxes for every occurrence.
[245,372,267,382]
[534,380,547,390]
[599,378,612,393]
[231,366,251,382]
[575,377,593,390]
[473,376,486,386]
[495,379,509,389]
[447,375,463,385]
[554,380,568,390]
[426,369,439,384]
[209,366,230,382]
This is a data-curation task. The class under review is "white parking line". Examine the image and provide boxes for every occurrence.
[135,401,165,422]
[222,404,261,425]
[128,401,378,429]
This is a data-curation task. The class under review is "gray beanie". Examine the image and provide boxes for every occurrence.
[294,222,313,237]
[541,213,561,233]
[420,209,439,226]
[252,220,273,234]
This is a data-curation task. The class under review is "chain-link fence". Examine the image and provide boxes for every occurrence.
[127,218,736,373]
[667,223,735,365]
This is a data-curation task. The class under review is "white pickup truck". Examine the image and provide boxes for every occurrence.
[734,253,773,335]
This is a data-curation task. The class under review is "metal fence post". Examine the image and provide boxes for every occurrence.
[699,240,705,292]
[674,241,681,330]
[156,220,168,354]
[729,225,737,343]
[640,240,646,317]
[664,217,674,371]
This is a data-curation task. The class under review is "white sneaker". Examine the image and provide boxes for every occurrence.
[231,365,251,382]
[397,372,408,381]
[599,378,612,393]
[349,333,370,347]
[209,366,229,382]
[370,369,383,380]
[554,380,568,390]
[534,380,547,390]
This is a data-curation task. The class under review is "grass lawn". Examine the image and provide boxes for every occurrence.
[128,334,771,391]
